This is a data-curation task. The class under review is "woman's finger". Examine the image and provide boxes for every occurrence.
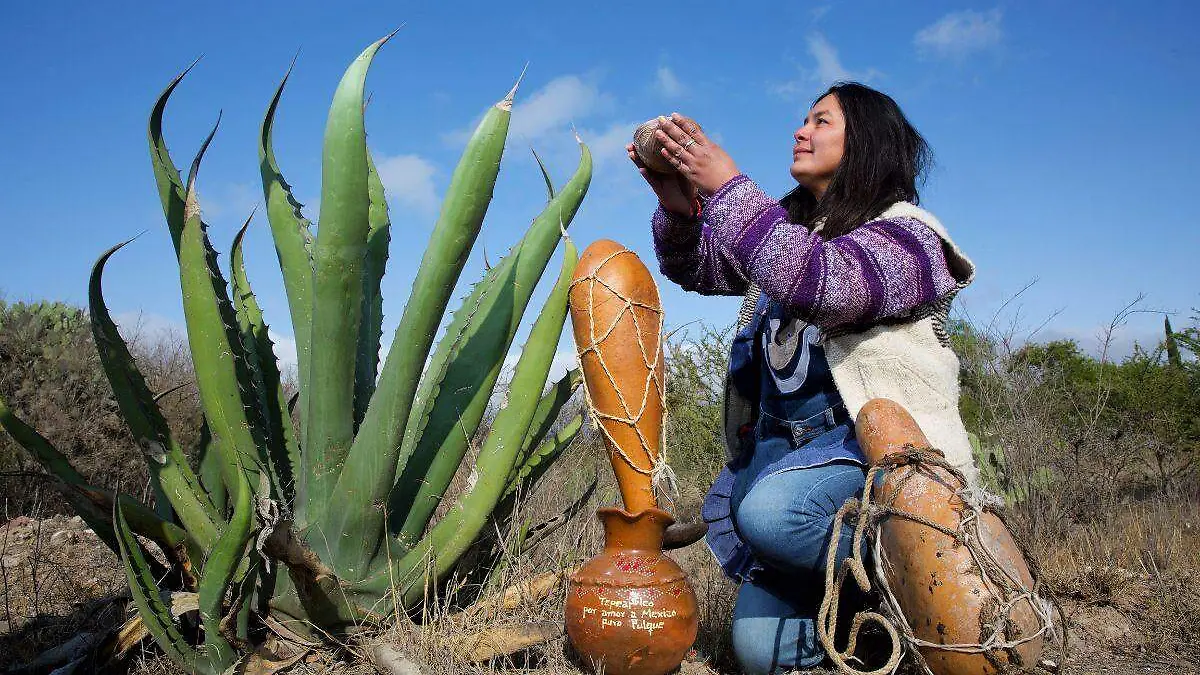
[656,129,696,165]
[657,116,692,144]
[660,145,685,171]
[669,113,710,147]
[661,114,707,152]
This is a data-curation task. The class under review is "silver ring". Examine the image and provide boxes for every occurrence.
[681,138,698,150]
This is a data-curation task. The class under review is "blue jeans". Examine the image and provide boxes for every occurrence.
[730,461,866,674]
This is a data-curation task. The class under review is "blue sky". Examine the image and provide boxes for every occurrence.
[2,1,1198,374]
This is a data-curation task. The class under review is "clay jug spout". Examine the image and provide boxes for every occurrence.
[597,507,674,553]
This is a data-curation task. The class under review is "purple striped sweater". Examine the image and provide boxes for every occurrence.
[652,174,959,329]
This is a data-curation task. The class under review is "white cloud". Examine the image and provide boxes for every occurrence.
[914,9,1004,60]
[445,75,615,147]
[194,182,260,223]
[577,120,641,167]
[772,33,882,98]
[656,66,686,98]
[375,154,439,214]
[807,33,880,86]
[509,75,614,140]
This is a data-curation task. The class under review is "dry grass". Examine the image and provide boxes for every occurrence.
[4,310,1200,673]
[1026,495,1200,663]
[0,513,127,670]
[4,455,1199,674]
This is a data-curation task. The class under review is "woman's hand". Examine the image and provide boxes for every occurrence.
[626,141,698,217]
[655,113,740,195]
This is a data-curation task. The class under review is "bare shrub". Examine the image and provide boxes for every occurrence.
[0,301,203,518]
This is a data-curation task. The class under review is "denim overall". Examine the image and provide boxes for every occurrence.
[701,294,868,673]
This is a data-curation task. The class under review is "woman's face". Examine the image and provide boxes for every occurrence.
[790,94,846,198]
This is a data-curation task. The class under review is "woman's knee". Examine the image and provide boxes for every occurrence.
[735,464,865,572]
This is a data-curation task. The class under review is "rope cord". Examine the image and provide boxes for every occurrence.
[569,248,678,502]
[816,445,1057,675]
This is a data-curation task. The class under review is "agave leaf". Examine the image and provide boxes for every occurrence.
[259,58,315,406]
[352,150,391,430]
[177,118,267,496]
[197,469,254,672]
[303,33,393,527]
[382,237,579,608]
[480,474,595,598]
[326,83,517,575]
[516,368,581,467]
[114,499,204,672]
[81,487,205,576]
[490,415,585,564]
[530,147,555,202]
[390,141,591,549]
[502,413,583,504]
[196,421,227,516]
[90,239,221,549]
[231,218,298,506]
[384,253,514,543]
[148,59,199,255]
[0,395,121,554]
[0,396,199,569]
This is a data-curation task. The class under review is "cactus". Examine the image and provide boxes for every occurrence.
[1165,316,1183,369]
[0,34,591,668]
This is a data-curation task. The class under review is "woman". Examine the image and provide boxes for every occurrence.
[626,82,980,673]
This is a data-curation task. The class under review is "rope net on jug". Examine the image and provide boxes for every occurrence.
[569,247,678,503]
[816,445,1059,675]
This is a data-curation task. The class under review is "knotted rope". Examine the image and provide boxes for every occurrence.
[568,248,681,504]
[817,445,1057,675]
[569,248,678,504]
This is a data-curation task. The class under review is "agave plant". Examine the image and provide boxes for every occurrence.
[0,34,592,671]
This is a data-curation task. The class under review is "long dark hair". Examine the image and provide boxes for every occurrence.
[780,82,932,239]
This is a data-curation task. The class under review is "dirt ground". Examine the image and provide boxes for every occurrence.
[1,514,1197,674]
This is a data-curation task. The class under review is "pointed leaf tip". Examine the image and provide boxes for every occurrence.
[185,111,222,197]
[502,62,530,109]
[233,207,258,242]
[177,56,203,80]
[381,26,403,45]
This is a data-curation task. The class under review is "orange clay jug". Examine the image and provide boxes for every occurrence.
[835,398,1052,675]
[563,240,698,675]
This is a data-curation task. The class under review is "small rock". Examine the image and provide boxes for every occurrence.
[68,515,84,527]
[1038,658,1060,672]
[3,515,33,531]
[370,644,430,675]
[50,530,77,546]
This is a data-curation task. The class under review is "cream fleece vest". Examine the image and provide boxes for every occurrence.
[724,201,981,487]
[824,202,979,486]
